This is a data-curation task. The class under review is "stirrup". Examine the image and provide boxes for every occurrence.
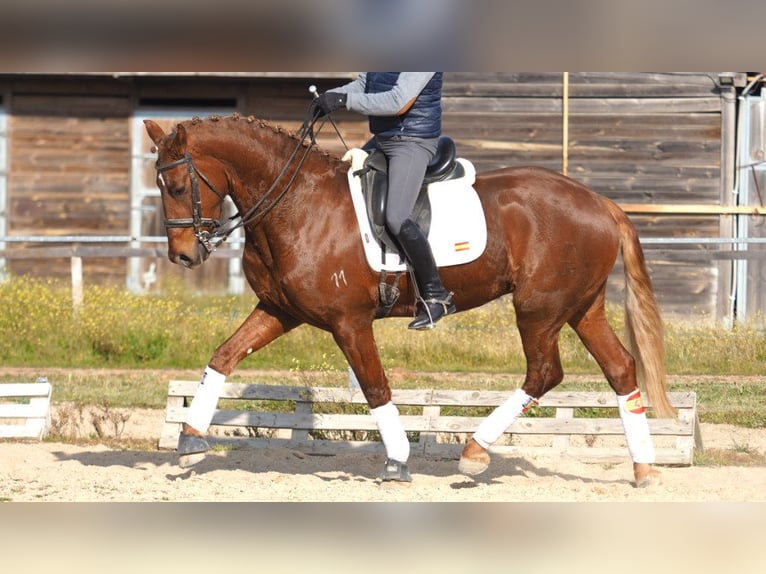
[408,292,456,330]
[379,459,412,482]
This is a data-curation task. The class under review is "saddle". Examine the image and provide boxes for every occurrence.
[343,142,486,318]
[353,137,465,252]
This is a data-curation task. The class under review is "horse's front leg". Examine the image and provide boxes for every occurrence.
[177,302,300,467]
[332,321,412,483]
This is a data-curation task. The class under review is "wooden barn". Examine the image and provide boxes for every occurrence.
[0,72,763,324]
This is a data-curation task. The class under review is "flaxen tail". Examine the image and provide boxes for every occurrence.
[604,199,676,418]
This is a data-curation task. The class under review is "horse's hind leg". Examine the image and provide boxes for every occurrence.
[568,291,659,487]
[331,320,412,482]
[460,317,565,476]
[177,302,300,468]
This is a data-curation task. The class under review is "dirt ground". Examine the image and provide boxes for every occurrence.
[1,402,765,501]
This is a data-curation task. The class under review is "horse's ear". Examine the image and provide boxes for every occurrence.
[144,119,166,145]
[174,123,188,154]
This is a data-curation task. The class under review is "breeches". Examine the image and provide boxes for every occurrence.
[374,136,439,235]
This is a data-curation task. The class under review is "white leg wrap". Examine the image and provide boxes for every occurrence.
[617,389,656,464]
[473,388,537,449]
[370,402,410,463]
[185,366,226,433]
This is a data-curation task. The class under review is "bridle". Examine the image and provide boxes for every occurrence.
[154,107,332,254]
[155,152,227,254]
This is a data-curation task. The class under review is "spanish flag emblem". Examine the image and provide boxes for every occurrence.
[624,390,646,414]
[454,241,470,252]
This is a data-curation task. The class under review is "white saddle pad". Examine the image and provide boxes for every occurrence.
[343,148,487,273]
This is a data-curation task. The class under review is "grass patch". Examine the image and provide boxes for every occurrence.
[4,368,763,429]
[2,275,764,375]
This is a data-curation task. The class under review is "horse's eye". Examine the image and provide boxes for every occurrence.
[156,173,185,197]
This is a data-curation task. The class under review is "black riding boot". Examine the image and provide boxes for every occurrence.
[396,219,456,330]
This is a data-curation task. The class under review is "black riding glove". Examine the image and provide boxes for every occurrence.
[313,92,347,117]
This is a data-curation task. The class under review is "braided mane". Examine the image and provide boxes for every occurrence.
[183,113,344,164]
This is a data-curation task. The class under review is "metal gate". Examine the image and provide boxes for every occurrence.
[734,80,766,323]
[0,94,7,276]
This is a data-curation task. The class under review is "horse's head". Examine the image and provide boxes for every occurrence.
[144,119,228,269]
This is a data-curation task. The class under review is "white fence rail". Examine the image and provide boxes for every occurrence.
[0,378,52,440]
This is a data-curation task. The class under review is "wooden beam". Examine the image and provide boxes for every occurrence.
[562,72,569,176]
[619,204,766,215]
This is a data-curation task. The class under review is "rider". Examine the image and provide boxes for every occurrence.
[312,72,456,330]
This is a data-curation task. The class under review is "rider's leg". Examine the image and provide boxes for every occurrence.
[379,137,454,330]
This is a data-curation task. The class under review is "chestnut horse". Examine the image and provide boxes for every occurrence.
[144,113,674,487]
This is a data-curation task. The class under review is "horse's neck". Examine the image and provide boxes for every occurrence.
[201,125,305,213]
[196,123,342,233]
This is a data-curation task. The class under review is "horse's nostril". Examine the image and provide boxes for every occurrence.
[169,248,197,268]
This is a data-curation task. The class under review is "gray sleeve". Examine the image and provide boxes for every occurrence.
[335,72,436,116]
[329,72,367,96]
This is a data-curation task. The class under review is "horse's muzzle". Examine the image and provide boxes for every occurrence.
[168,241,210,269]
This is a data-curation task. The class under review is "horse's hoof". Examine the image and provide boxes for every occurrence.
[458,454,490,476]
[179,452,207,469]
[379,459,412,483]
[459,439,491,475]
[633,463,661,488]
[177,432,210,468]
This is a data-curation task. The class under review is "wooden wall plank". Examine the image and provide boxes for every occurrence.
[7,93,131,283]
[441,72,726,320]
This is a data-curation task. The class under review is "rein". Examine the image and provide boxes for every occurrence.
[155,110,324,253]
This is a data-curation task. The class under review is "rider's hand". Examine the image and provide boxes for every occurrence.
[312,92,347,118]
